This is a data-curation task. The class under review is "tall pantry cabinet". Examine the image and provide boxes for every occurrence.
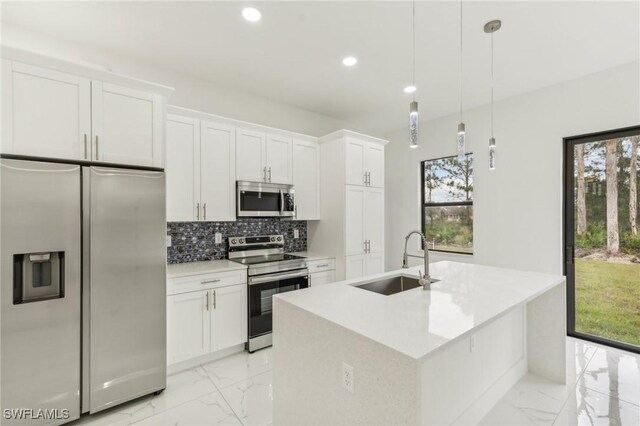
[308,130,388,281]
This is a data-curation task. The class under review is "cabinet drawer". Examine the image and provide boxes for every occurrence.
[310,270,336,287]
[308,258,335,273]
[168,269,247,295]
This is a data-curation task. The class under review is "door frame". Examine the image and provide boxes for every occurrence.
[563,124,640,355]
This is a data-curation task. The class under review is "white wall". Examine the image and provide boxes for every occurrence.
[385,61,640,274]
[1,24,353,137]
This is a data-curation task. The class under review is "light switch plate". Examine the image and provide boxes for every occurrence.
[215,232,222,244]
[166,235,172,247]
[294,229,299,239]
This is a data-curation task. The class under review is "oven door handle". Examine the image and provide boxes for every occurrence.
[249,270,309,285]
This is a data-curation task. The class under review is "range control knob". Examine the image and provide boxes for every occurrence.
[239,238,245,244]
[270,236,276,242]
[277,236,282,242]
[231,239,237,244]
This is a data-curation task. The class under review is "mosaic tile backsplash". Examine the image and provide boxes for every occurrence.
[167,218,308,264]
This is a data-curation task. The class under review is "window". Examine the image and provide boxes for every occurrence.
[421,153,473,254]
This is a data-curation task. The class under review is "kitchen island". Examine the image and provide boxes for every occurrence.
[272,261,566,425]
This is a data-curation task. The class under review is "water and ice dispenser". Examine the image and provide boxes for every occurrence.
[13,251,65,304]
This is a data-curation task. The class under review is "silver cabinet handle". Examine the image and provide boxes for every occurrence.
[206,291,209,311]
[95,135,99,160]
[201,279,220,285]
[316,263,329,268]
[203,203,207,221]
[196,203,200,220]
[84,134,88,159]
[212,290,217,309]
[309,275,312,287]
[367,172,371,186]
[268,167,272,182]
[368,240,371,253]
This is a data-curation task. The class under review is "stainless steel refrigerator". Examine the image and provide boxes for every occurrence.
[1,158,166,425]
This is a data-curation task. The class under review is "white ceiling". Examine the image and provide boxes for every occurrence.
[3,1,639,134]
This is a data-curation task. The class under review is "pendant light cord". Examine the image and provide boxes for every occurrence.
[459,0,463,121]
[491,30,494,137]
[412,0,416,102]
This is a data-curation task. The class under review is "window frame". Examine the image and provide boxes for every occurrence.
[420,153,474,255]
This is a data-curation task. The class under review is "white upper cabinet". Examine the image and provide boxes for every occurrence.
[292,139,320,220]
[165,109,236,222]
[266,134,292,184]
[365,142,385,188]
[345,137,367,186]
[2,51,172,168]
[91,82,164,167]
[236,128,266,182]
[200,120,236,221]
[2,60,90,160]
[166,115,200,221]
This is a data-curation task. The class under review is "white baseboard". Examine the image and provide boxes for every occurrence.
[167,344,245,375]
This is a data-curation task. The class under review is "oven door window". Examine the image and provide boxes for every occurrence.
[240,190,280,213]
[249,274,309,338]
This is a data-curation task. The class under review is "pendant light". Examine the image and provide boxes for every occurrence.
[409,0,419,149]
[457,0,466,161]
[484,19,501,170]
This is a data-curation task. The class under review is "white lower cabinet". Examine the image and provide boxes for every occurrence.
[167,291,210,365]
[167,271,247,366]
[345,253,385,280]
[308,258,336,286]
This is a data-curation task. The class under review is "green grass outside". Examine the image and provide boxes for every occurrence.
[575,258,640,347]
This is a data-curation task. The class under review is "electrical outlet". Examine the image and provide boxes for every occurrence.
[215,232,222,244]
[166,235,172,247]
[294,229,299,239]
[342,362,354,393]
[470,334,477,352]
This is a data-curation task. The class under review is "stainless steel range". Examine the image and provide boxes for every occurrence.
[228,235,308,352]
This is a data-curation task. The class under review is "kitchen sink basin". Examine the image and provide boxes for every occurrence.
[355,275,440,296]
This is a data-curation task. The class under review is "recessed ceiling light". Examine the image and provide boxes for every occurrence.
[342,56,358,67]
[404,85,417,94]
[242,7,261,22]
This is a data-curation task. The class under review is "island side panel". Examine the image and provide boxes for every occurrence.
[272,297,421,425]
[419,306,526,425]
[526,281,567,383]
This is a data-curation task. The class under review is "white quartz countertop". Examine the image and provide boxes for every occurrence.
[275,261,565,360]
[167,259,247,278]
[289,251,335,262]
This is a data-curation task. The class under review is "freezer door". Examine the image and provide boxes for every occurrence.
[1,159,81,425]
[84,167,166,413]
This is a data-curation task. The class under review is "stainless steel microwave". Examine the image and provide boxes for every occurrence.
[236,181,296,218]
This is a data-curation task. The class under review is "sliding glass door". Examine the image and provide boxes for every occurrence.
[564,126,640,354]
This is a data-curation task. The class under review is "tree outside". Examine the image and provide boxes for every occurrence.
[574,136,640,347]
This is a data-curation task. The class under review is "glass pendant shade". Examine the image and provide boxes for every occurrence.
[457,122,466,161]
[489,137,496,170]
[409,101,419,148]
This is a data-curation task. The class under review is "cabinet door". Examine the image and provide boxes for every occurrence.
[167,291,210,365]
[210,284,248,352]
[365,253,385,276]
[266,134,292,184]
[365,187,384,254]
[365,142,385,188]
[2,60,90,160]
[91,82,164,167]
[292,140,319,219]
[345,185,365,255]
[345,255,366,280]
[344,137,367,186]
[236,128,266,182]
[310,270,335,287]
[201,120,236,221]
[166,115,200,221]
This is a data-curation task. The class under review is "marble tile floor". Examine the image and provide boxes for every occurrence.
[73,337,639,425]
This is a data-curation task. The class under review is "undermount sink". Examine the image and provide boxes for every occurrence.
[355,275,440,296]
